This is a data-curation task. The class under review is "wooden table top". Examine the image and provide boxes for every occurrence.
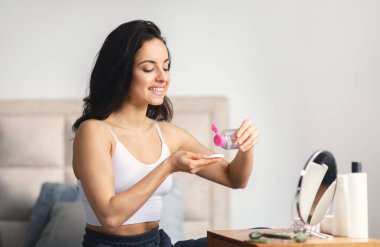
[207,229,380,247]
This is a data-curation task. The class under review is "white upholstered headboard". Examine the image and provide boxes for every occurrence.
[0,96,230,246]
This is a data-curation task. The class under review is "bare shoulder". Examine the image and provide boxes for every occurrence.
[73,119,113,151]
[73,119,113,179]
[156,120,193,150]
[156,120,192,137]
[75,119,109,139]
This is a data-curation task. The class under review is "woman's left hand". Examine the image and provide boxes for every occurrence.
[235,119,260,152]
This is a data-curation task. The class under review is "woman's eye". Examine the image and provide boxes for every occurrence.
[143,68,154,72]
[163,68,170,71]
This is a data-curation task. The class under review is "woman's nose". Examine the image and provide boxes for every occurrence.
[155,68,168,83]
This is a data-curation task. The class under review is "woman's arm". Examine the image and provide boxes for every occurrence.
[73,120,220,232]
[224,119,259,188]
[160,119,259,189]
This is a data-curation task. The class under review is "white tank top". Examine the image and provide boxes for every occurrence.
[77,120,173,226]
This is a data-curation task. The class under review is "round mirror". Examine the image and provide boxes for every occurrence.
[292,150,337,228]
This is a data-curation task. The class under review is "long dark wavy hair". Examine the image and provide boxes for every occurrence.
[72,20,173,131]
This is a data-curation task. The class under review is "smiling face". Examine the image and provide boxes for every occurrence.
[127,38,171,106]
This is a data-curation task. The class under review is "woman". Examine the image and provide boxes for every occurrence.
[72,20,259,247]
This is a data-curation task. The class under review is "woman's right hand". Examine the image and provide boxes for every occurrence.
[167,151,222,174]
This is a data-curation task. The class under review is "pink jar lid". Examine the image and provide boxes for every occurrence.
[211,123,226,146]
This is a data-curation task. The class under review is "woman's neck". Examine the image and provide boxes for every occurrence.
[108,102,150,131]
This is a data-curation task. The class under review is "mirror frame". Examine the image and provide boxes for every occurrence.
[294,150,338,226]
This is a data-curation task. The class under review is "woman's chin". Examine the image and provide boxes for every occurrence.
[149,98,165,106]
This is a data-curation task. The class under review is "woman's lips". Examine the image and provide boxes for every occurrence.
[148,87,165,96]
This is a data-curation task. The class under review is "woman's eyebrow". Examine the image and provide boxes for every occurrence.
[137,58,170,65]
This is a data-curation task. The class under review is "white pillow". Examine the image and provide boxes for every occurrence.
[160,179,184,243]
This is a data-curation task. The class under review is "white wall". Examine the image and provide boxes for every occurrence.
[1,0,379,237]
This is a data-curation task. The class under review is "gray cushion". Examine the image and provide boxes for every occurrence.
[35,202,85,247]
[22,183,79,247]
